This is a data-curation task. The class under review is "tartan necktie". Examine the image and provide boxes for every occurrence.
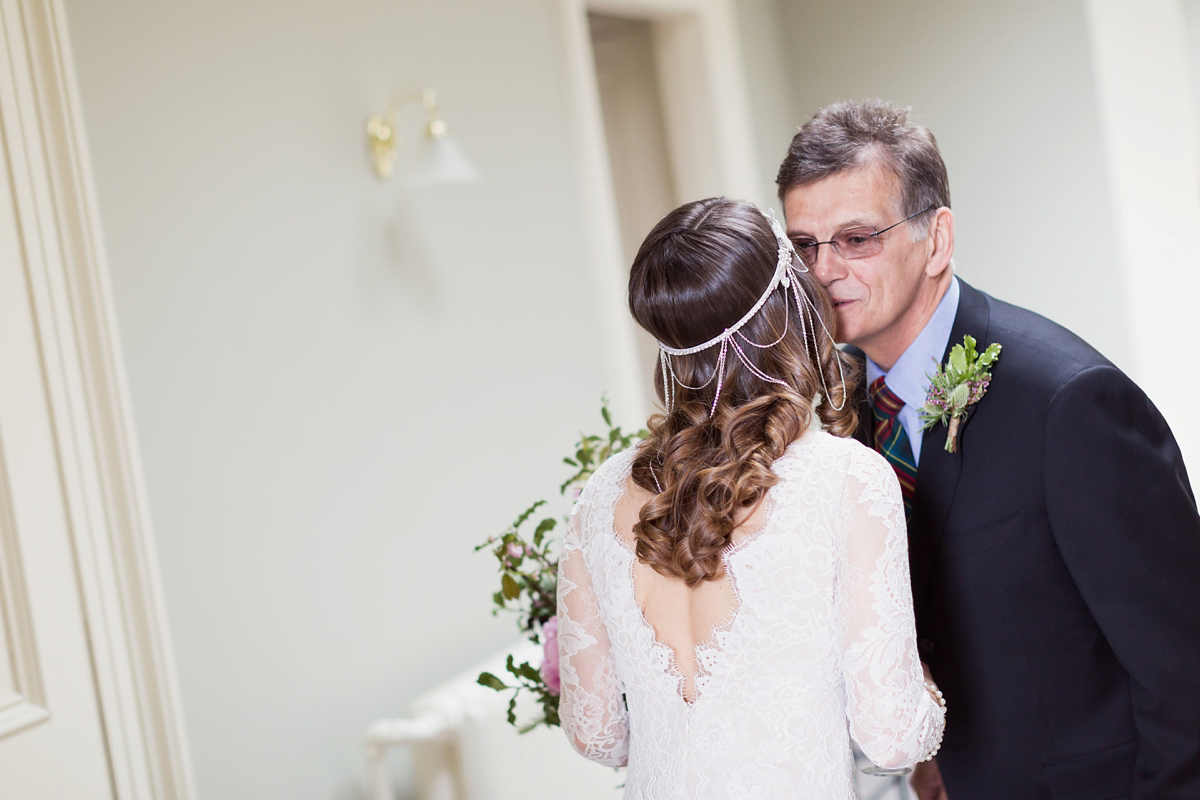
[869,376,916,521]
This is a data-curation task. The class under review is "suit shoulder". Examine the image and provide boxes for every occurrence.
[980,292,1120,393]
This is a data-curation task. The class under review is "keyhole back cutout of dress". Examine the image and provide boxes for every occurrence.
[613,478,771,705]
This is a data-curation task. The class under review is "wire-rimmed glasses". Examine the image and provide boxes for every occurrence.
[790,205,937,267]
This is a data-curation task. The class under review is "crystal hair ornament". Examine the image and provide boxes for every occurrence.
[656,208,847,415]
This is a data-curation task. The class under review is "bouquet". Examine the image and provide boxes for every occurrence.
[475,400,644,732]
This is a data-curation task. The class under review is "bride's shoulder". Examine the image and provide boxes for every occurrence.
[574,448,637,508]
[592,448,637,482]
[780,429,867,462]
[777,431,889,480]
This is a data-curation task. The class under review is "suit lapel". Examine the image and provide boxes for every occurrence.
[909,280,991,619]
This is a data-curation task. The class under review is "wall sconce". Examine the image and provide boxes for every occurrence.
[366,88,480,187]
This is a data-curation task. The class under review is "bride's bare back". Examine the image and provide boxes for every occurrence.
[614,484,767,704]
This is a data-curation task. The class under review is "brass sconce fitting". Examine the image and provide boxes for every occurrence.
[367,88,458,180]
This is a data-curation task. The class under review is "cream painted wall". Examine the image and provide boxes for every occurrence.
[63,2,618,798]
[55,1,1195,798]
[1186,0,1200,154]
[777,0,1133,375]
[61,1,802,797]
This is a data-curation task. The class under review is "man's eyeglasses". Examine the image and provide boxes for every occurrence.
[790,205,936,267]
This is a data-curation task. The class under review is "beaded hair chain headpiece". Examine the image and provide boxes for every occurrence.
[656,209,847,415]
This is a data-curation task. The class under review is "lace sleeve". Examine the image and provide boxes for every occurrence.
[557,498,629,767]
[836,446,945,770]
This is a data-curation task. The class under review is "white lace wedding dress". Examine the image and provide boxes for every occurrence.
[557,430,945,799]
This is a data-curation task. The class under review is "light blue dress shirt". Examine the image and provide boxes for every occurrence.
[865,277,960,467]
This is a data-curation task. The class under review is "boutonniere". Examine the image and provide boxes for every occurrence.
[920,335,1002,453]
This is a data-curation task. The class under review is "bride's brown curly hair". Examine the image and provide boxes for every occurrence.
[627,197,858,587]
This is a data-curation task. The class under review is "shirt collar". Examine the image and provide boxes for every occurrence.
[865,276,960,409]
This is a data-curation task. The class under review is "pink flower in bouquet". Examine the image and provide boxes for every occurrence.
[541,615,561,695]
[506,542,524,559]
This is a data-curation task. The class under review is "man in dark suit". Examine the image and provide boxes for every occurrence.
[777,99,1200,799]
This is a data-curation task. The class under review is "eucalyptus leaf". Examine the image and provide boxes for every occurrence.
[517,716,546,735]
[512,500,547,529]
[533,517,556,547]
[515,660,542,683]
[962,335,978,362]
[477,672,507,691]
[948,345,968,375]
[977,342,1002,369]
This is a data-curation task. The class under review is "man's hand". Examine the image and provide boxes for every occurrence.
[910,758,948,800]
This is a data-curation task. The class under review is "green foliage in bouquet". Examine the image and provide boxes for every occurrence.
[475,399,645,732]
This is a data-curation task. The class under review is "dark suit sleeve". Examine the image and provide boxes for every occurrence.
[1044,365,1200,799]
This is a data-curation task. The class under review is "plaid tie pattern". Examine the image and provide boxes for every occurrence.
[870,377,916,521]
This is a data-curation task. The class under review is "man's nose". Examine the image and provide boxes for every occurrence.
[809,243,847,285]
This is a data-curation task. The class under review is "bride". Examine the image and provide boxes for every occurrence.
[556,198,945,798]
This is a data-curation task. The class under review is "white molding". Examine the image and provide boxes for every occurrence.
[556,0,650,425]
[589,0,710,16]
[654,0,760,204]
[588,0,760,203]
[0,699,51,741]
[0,419,46,726]
[0,1,195,797]
[555,0,762,423]
[0,439,49,742]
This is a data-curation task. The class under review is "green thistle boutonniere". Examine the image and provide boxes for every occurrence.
[920,335,1001,453]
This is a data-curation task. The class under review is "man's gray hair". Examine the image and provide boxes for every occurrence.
[776,100,950,238]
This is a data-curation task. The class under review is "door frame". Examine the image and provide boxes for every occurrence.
[554,0,761,423]
[0,1,194,797]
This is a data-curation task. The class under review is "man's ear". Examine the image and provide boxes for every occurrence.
[925,207,954,278]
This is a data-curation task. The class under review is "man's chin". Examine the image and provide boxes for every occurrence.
[831,310,858,347]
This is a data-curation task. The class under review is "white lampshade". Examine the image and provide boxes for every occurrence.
[405,132,481,189]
